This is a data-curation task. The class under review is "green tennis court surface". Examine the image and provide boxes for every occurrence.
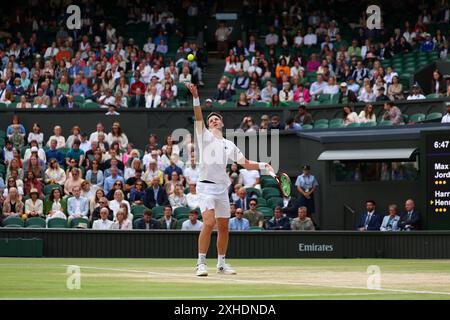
[1,258,449,300]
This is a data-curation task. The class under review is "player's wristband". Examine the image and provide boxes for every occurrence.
[258,162,268,170]
[193,97,200,106]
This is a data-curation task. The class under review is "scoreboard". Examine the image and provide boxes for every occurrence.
[423,131,450,229]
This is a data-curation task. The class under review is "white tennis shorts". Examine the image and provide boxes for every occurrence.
[197,182,231,219]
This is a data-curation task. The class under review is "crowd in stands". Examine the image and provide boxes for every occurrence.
[0,0,209,112]
[213,1,450,127]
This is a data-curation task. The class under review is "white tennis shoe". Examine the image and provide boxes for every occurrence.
[217,263,237,275]
[196,263,208,277]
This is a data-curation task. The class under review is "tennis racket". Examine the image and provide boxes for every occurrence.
[269,172,292,197]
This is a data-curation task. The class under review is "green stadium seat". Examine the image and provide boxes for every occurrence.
[330,93,340,105]
[73,96,85,105]
[314,119,329,125]
[426,93,440,99]
[346,122,360,128]
[378,120,393,126]
[256,198,267,207]
[25,217,46,228]
[2,216,24,228]
[47,218,68,228]
[152,206,165,219]
[408,113,426,123]
[249,226,265,231]
[314,123,329,129]
[307,101,321,107]
[261,176,278,188]
[245,187,261,198]
[176,218,188,229]
[252,101,270,108]
[329,118,344,127]
[426,112,443,121]
[257,207,274,219]
[131,205,149,218]
[44,184,62,195]
[173,207,191,219]
[262,187,281,199]
[0,102,7,108]
[318,93,331,104]
[302,124,313,130]
[82,102,99,109]
[69,217,89,229]
[360,121,377,127]
[267,197,283,209]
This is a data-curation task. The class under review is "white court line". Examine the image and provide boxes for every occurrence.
[64,265,450,297]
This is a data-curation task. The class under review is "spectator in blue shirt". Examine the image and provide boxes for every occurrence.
[163,155,183,184]
[285,117,303,131]
[266,206,291,230]
[103,166,125,193]
[6,115,26,137]
[420,34,435,52]
[69,75,89,97]
[46,139,65,166]
[229,208,250,231]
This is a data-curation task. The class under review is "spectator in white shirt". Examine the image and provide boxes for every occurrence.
[442,105,450,123]
[293,30,303,49]
[407,85,426,100]
[181,210,203,231]
[323,76,339,95]
[27,123,44,148]
[145,86,162,108]
[358,85,376,102]
[260,80,278,102]
[143,37,156,54]
[92,207,114,230]
[359,104,377,123]
[109,190,131,221]
[239,168,261,189]
[303,27,317,47]
[383,67,398,85]
[186,183,201,210]
[183,158,200,185]
[46,126,66,150]
[178,66,192,84]
[343,105,360,126]
[67,186,89,221]
[110,209,133,230]
[265,26,279,47]
[309,74,327,99]
[247,59,262,77]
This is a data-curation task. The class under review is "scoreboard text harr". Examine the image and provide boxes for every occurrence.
[426,133,450,214]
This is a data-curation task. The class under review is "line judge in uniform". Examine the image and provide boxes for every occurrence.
[295,165,319,217]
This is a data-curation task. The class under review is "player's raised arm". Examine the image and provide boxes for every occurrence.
[238,157,275,177]
[186,83,204,131]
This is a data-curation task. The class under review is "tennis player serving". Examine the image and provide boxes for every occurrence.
[186,83,274,276]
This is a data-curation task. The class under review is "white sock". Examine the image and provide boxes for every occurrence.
[198,253,207,265]
[218,255,226,266]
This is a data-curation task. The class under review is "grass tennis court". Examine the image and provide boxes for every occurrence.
[1,258,450,300]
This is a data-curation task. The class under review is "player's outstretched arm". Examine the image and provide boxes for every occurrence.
[186,83,204,131]
[239,158,275,176]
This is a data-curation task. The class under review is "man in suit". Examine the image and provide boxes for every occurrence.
[235,187,252,211]
[158,206,178,230]
[67,186,89,221]
[282,195,302,219]
[356,200,382,231]
[398,199,421,231]
[135,209,159,230]
[145,176,169,209]
[126,54,139,74]
[55,88,68,108]
[129,87,145,108]
[266,206,291,230]
[66,95,80,109]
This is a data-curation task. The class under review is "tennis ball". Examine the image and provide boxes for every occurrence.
[187,54,195,61]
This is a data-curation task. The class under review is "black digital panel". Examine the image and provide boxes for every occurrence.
[426,133,450,224]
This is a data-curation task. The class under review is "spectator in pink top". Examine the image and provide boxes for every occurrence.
[306,54,321,73]
[293,83,311,104]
